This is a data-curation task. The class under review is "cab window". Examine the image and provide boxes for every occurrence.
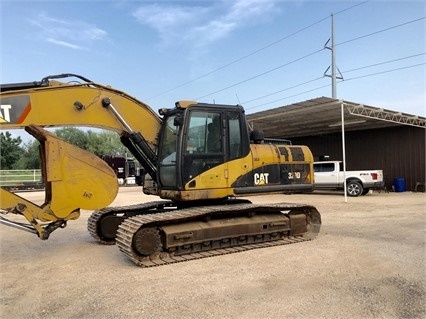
[183,111,224,182]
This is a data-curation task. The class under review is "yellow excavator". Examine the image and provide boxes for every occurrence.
[0,73,321,267]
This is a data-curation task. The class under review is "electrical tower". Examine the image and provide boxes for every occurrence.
[324,14,343,98]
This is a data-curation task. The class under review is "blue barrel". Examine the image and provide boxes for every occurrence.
[393,177,406,192]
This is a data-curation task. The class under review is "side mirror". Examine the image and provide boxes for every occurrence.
[174,112,184,126]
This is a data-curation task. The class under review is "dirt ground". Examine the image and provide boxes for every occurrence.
[1,188,425,319]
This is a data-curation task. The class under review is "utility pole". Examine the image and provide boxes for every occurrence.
[324,13,342,98]
[331,13,337,98]
[324,14,347,202]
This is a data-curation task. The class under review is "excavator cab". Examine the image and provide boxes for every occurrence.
[156,103,250,198]
[153,100,315,202]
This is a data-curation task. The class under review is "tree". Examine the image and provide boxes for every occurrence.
[86,130,127,156]
[54,127,89,149]
[14,140,40,169]
[53,128,127,156]
[2,127,130,170]
[0,132,24,169]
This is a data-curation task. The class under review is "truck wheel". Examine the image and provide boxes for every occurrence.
[361,188,370,195]
[347,181,363,197]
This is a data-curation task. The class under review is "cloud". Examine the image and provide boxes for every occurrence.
[132,0,279,47]
[133,4,202,29]
[29,13,108,50]
[227,0,277,21]
[46,38,85,50]
[132,4,208,45]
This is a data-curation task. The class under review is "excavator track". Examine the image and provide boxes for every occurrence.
[87,201,175,244]
[115,202,321,267]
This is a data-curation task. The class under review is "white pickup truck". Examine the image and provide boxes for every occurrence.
[313,161,385,196]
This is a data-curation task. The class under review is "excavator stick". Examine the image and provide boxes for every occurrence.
[0,125,119,239]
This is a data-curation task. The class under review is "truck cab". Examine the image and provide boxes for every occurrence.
[100,155,139,185]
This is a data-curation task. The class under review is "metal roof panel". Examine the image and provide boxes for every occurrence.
[246,97,425,138]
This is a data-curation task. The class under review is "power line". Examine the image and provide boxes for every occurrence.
[242,76,324,104]
[246,62,425,112]
[198,17,424,103]
[343,62,426,82]
[334,0,370,15]
[242,53,424,107]
[195,48,325,100]
[245,82,331,111]
[147,1,369,101]
[149,3,422,107]
[336,17,425,46]
[341,53,425,73]
[146,17,329,100]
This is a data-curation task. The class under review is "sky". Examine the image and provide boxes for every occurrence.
[0,0,425,142]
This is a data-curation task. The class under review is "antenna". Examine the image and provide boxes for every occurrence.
[235,93,241,104]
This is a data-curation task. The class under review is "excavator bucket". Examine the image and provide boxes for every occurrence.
[25,125,119,219]
[0,125,119,239]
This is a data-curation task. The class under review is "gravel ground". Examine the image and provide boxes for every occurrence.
[1,188,425,319]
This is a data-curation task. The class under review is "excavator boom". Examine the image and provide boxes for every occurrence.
[0,73,161,179]
[1,74,160,238]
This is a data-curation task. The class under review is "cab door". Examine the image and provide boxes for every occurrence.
[314,162,339,187]
[157,115,180,188]
[181,110,225,187]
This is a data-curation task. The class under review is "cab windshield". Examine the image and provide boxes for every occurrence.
[158,115,179,187]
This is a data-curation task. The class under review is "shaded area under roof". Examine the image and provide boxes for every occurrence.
[246,97,426,138]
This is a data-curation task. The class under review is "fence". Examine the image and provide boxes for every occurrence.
[0,169,44,190]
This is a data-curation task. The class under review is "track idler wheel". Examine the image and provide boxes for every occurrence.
[133,227,162,256]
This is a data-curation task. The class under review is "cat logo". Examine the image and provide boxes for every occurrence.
[254,172,269,185]
[0,104,11,122]
[0,95,31,124]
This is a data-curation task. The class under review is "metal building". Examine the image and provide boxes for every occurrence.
[246,97,426,191]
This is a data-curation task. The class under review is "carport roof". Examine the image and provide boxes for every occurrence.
[246,97,426,138]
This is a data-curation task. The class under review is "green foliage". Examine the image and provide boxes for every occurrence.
[1,128,128,170]
[55,127,90,149]
[85,130,127,156]
[0,132,24,169]
[14,140,40,169]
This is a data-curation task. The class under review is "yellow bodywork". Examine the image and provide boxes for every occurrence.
[0,125,118,239]
[0,76,315,240]
[0,79,161,239]
[163,143,314,201]
[0,80,161,141]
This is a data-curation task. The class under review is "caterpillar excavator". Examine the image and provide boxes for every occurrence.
[0,73,321,267]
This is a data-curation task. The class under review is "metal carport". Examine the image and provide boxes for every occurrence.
[246,97,426,192]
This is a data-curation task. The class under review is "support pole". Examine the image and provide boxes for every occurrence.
[325,14,347,201]
[341,102,347,203]
[331,14,347,202]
